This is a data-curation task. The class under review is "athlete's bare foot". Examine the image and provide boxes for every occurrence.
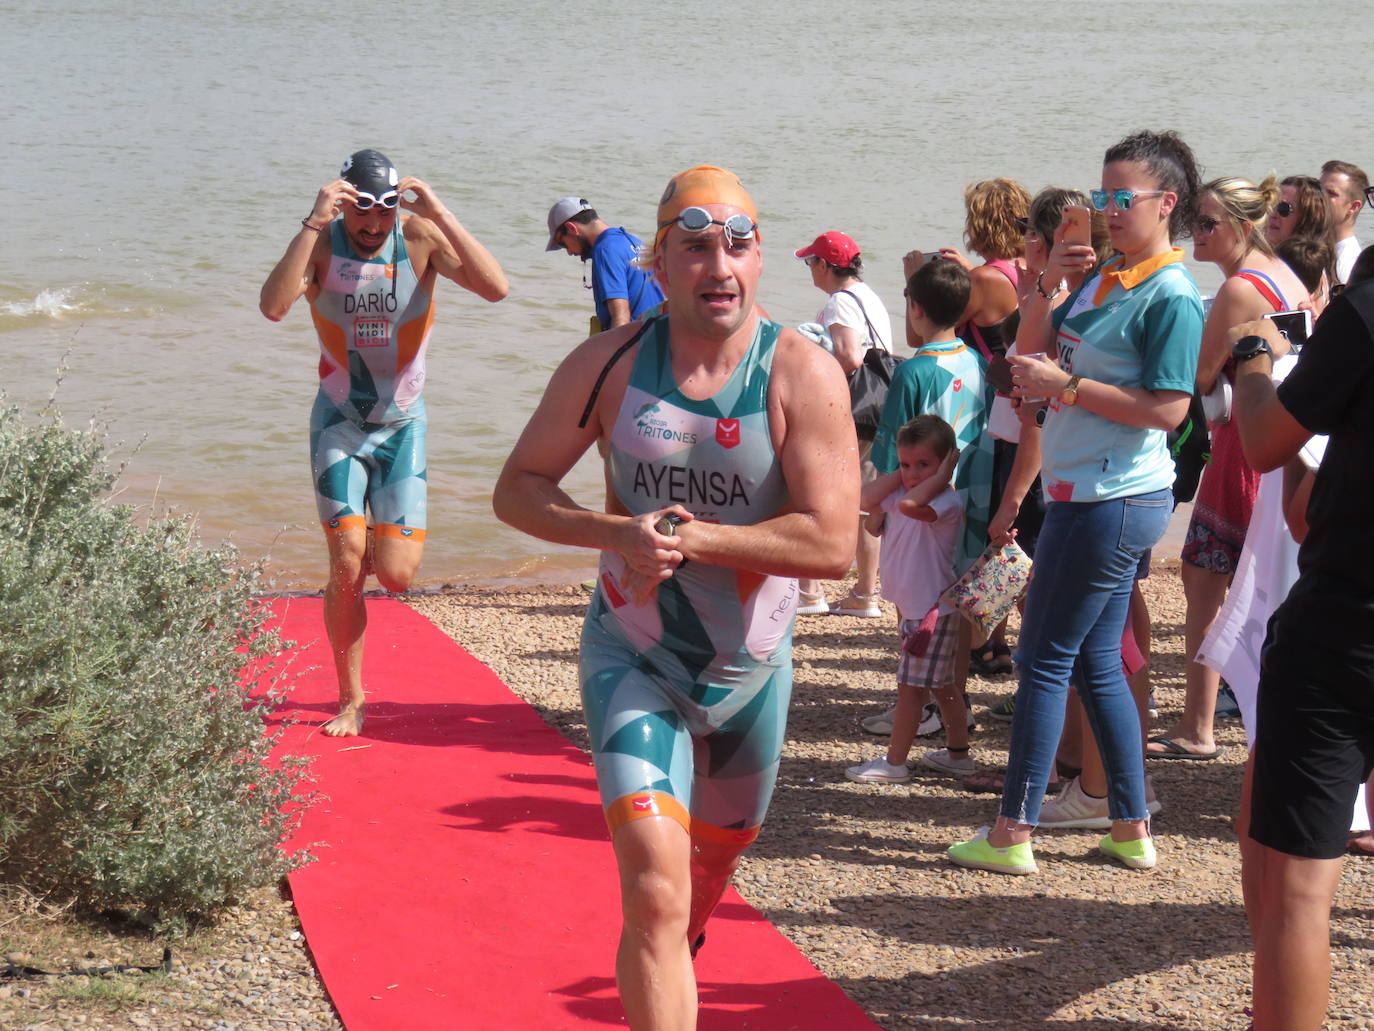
[322,705,365,737]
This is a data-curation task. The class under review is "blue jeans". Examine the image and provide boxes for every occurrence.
[1001,488,1172,825]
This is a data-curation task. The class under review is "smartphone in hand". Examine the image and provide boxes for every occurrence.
[1061,205,1093,248]
[1263,309,1313,351]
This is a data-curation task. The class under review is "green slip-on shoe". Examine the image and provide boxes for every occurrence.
[947,828,1038,875]
[1098,833,1157,870]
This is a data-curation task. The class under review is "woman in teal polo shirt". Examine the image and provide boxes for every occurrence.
[949,131,1204,875]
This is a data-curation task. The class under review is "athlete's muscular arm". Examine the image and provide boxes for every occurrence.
[260,179,352,320]
[493,326,684,591]
[398,177,509,302]
[674,331,859,578]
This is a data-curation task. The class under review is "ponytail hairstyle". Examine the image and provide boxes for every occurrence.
[1103,130,1201,242]
[1203,174,1280,259]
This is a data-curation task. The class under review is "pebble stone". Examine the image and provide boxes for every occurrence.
[4,569,1370,1030]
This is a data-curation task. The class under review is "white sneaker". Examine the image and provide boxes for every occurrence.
[829,592,883,618]
[920,748,975,776]
[1040,775,1163,829]
[861,705,897,735]
[845,756,911,784]
[1038,777,1111,829]
[862,702,966,738]
[796,592,830,615]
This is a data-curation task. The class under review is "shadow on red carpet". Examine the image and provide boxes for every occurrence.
[265,596,879,1030]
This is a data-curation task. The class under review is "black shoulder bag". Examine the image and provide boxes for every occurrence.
[836,289,903,441]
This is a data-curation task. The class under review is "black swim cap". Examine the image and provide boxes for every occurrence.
[340,149,399,195]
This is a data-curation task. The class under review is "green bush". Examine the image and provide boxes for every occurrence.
[0,404,315,936]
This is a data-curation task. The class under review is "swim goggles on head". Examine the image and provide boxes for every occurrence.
[1089,189,1166,211]
[658,205,757,243]
[352,189,400,211]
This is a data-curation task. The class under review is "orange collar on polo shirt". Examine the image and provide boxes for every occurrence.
[1092,247,1186,307]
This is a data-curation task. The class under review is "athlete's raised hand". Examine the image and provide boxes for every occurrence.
[397,177,448,222]
[307,179,359,228]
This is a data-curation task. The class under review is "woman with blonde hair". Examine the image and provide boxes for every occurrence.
[1149,175,1308,762]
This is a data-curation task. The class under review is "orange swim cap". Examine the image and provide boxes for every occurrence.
[654,165,758,251]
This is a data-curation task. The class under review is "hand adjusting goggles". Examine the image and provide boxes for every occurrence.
[352,189,399,211]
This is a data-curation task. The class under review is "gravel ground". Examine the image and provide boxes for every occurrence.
[4,566,1371,1030]
[408,566,1374,1031]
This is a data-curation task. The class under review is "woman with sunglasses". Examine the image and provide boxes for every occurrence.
[792,231,892,618]
[1148,177,1308,764]
[1266,175,1334,248]
[948,131,1204,874]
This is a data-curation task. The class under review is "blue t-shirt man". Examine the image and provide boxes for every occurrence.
[545,197,665,333]
[590,226,664,330]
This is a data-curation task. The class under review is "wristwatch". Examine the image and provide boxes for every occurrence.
[654,512,684,537]
[1232,334,1274,363]
[654,512,689,566]
[1060,374,1082,406]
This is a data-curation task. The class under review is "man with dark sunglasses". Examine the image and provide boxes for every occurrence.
[260,148,508,737]
[497,166,857,1029]
[545,196,664,334]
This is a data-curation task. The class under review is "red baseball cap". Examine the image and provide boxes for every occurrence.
[794,231,860,267]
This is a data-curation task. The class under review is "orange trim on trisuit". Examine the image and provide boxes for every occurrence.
[374,524,427,542]
[605,791,691,836]
[321,515,367,535]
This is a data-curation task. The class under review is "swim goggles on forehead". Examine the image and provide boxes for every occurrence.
[352,189,400,211]
[658,205,757,243]
[1089,188,1166,211]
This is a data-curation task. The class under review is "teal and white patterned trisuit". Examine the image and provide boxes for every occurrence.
[580,315,796,843]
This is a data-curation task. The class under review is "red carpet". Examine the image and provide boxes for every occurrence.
[265,597,880,1030]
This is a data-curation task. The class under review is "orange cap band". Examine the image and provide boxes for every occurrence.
[654,165,758,250]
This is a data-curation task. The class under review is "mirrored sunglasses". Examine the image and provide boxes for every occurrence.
[1090,189,1166,212]
[659,206,757,243]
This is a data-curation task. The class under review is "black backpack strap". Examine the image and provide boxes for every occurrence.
[835,289,881,347]
[577,316,660,429]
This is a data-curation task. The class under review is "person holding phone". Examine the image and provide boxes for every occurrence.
[947,131,1203,875]
[1149,176,1308,763]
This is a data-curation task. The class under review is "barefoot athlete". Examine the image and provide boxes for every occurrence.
[494,166,857,1029]
[260,149,508,737]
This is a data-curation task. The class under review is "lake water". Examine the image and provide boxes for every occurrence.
[4,0,1370,587]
